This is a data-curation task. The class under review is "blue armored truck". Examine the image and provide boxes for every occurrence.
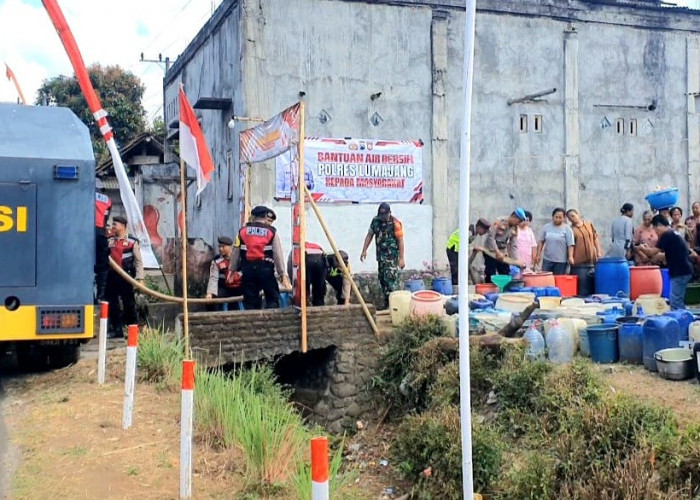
[0,104,95,367]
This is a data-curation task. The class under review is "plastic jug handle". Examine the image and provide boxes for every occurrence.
[654,352,663,361]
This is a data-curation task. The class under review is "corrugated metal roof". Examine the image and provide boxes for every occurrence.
[101,178,134,190]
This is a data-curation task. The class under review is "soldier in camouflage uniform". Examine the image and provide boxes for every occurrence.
[361,202,405,309]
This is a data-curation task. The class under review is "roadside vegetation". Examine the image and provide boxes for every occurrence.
[374,316,700,499]
[136,327,357,498]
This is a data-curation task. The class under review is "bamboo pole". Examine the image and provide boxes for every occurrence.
[180,158,191,358]
[303,185,380,338]
[299,101,308,353]
[108,257,291,303]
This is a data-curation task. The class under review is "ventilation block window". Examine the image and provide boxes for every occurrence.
[616,118,625,136]
[629,119,637,137]
[519,114,528,133]
[534,115,543,133]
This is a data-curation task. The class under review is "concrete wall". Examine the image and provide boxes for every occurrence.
[164,0,700,270]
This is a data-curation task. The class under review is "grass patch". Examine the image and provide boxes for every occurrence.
[136,326,183,388]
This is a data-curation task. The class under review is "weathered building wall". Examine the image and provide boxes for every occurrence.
[164,0,700,269]
[164,1,244,245]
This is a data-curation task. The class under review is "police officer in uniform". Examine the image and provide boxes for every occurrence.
[230,206,291,309]
[287,244,351,306]
[325,249,351,305]
[205,236,241,310]
[94,178,112,302]
[106,216,144,337]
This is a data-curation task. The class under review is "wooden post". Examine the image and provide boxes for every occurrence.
[180,157,191,358]
[244,162,252,224]
[303,185,380,338]
[299,101,308,353]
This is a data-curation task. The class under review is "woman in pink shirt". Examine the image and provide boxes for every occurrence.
[516,210,538,272]
[633,210,660,266]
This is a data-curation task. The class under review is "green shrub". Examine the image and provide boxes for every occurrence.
[392,406,503,498]
[555,394,676,481]
[371,316,448,415]
[430,361,459,409]
[136,327,183,387]
[499,451,557,500]
[492,347,551,414]
[658,423,700,496]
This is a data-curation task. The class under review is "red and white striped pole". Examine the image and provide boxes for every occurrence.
[97,301,108,384]
[122,324,139,430]
[180,360,195,499]
[311,436,329,500]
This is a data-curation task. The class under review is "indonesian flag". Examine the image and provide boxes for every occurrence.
[179,87,215,195]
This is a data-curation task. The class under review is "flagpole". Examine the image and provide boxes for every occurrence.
[458,0,477,498]
[5,64,26,104]
[180,157,191,358]
[299,101,308,353]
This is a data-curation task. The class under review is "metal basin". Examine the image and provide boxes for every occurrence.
[654,348,695,381]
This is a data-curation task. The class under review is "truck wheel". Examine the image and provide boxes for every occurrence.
[15,343,50,372]
[47,345,80,369]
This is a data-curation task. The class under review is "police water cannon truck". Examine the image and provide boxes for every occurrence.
[0,103,95,367]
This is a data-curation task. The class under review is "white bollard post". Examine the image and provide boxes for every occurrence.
[97,301,109,384]
[311,436,329,500]
[122,324,139,430]
[180,360,195,499]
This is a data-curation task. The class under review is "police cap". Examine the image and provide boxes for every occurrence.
[113,215,128,225]
[251,205,276,220]
[218,236,233,246]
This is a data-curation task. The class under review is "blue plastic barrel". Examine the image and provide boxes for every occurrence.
[643,316,682,371]
[663,310,693,340]
[587,324,620,364]
[579,328,590,357]
[533,287,548,297]
[595,257,630,297]
[405,279,425,292]
[618,322,643,364]
[432,277,453,295]
[660,268,670,299]
[545,287,561,297]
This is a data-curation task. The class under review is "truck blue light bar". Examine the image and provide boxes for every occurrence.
[54,165,79,180]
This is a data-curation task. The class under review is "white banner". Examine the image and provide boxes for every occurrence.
[275,138,424,203]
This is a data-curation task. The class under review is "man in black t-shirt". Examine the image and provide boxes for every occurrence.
[644,215,693,310]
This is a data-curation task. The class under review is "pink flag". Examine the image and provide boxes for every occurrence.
[179,87,215,195]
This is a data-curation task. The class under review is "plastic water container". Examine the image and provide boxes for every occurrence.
[579,328,590,357]
[618,322,643,364]
[660,268,670,299]
[690,321,700,343]
[643,316,682,371]
[410,290,445,317]
[524,324,546,361]
[663,310,693,341]
[545,287,561,297]
[405,279,425,292]
[595,257,630,297]
[546,321,574,364]
[432,277,453,296]
[389,291,412,326]
[587,324,620,364]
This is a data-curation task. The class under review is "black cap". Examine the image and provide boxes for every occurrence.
[251,205,276,220]
[476,218,490,229]
[621,203,634,213]
[113,215,127,225]
[378,202,391,214]
[218,236,233,246]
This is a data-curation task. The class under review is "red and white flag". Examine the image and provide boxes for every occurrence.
[179,87,215,196]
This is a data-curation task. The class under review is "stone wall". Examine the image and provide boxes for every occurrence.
[184,305,382,432]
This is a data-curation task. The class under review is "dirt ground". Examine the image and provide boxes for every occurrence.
[0,337,408,500]
[596,362,700,428]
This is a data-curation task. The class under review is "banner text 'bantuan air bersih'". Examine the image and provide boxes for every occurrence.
[275,138,423,203]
